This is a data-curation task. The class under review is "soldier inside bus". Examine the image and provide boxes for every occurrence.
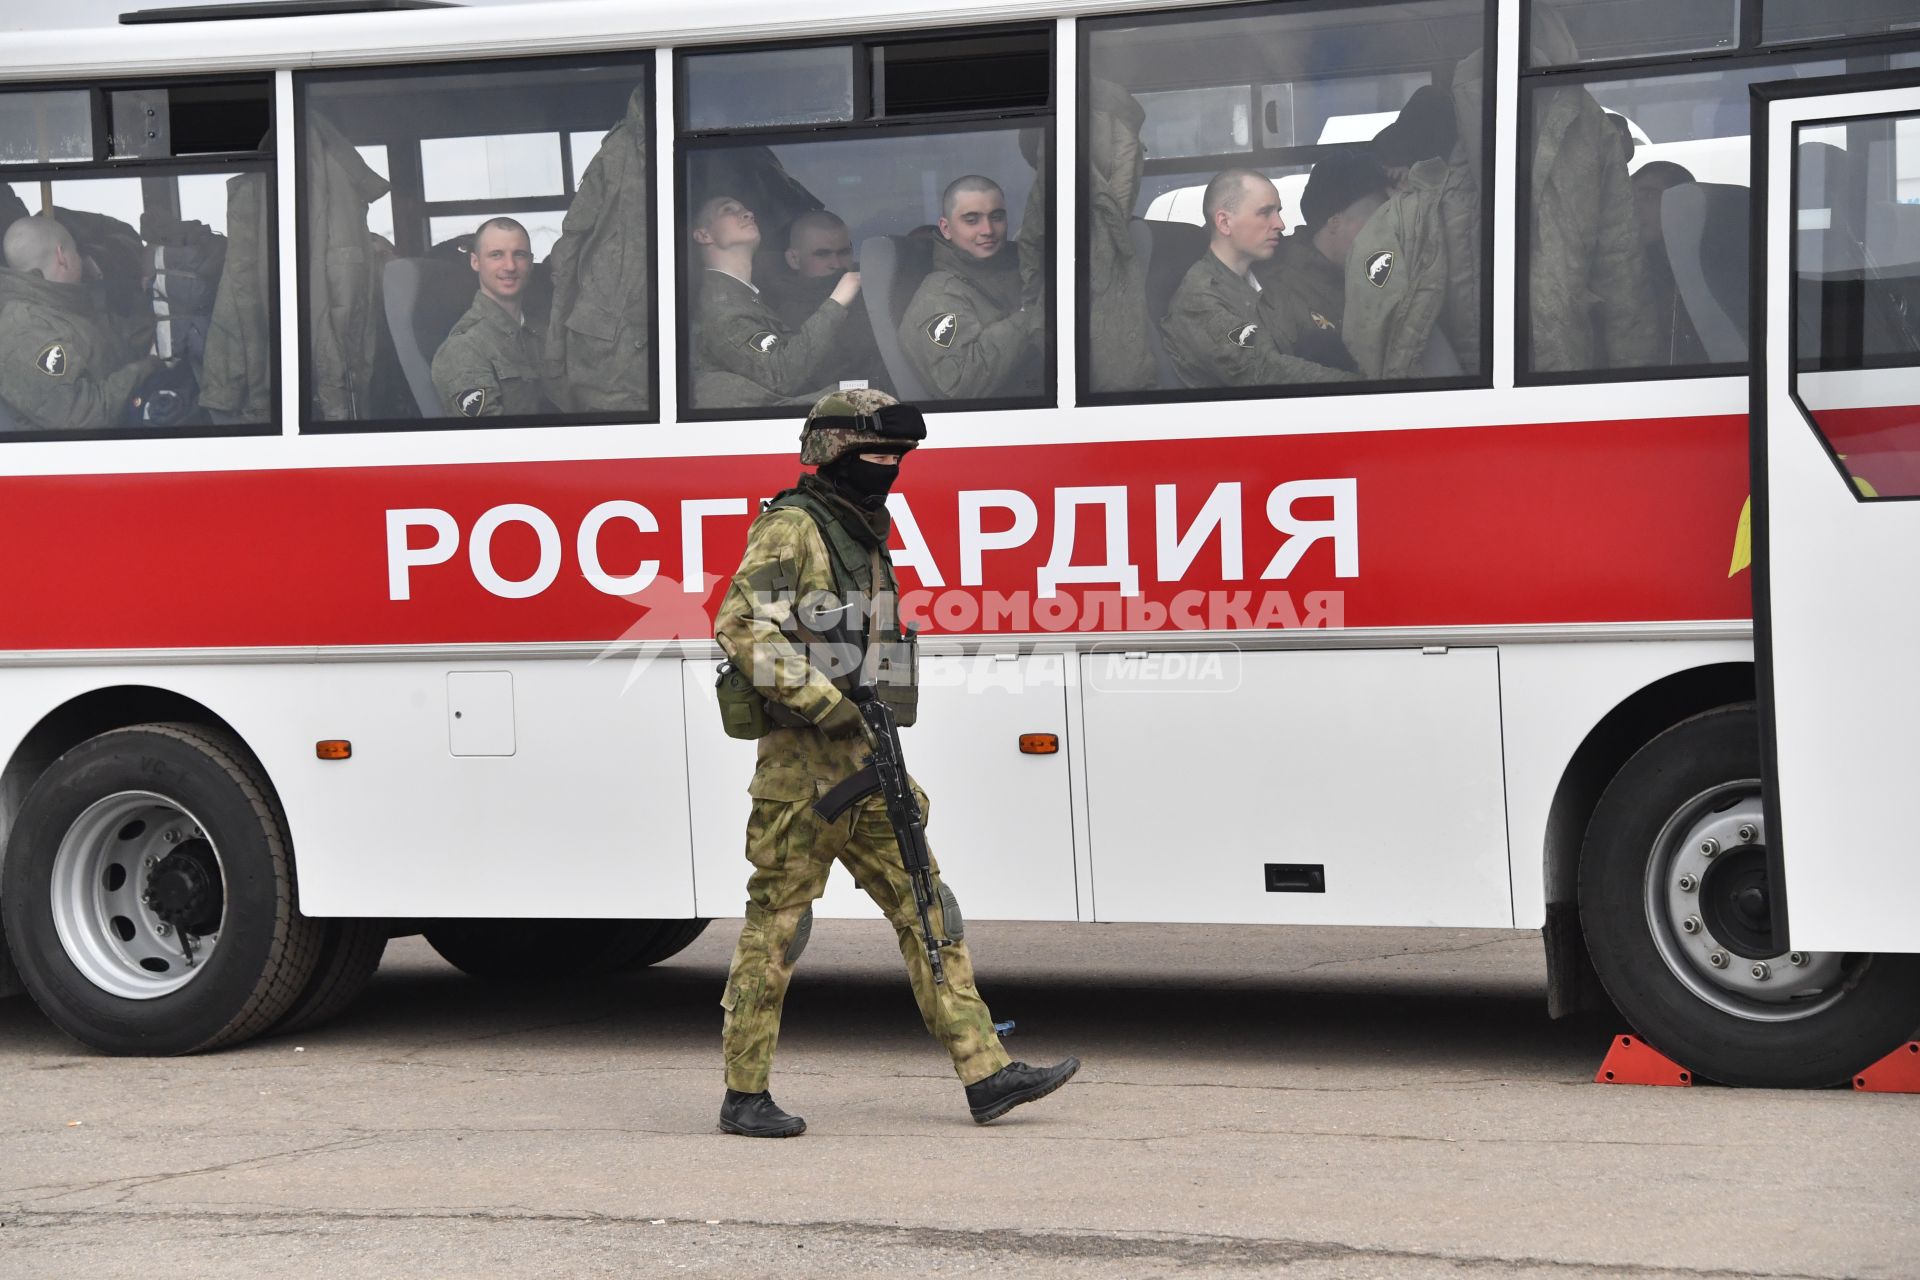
[1160,169,1356,389]
[899,175,1043,400]
[760,208,891,395]
[1255,152,1392,374]
[690,194,862,409]
[0,213,192,431]
[430,216,557,419]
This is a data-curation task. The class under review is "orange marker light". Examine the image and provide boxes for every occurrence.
[1018,733,1059,755]
[315,740,352,760]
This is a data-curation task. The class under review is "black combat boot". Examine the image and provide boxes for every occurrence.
[965,1057,1081,1124]
[719,1089,807,1138]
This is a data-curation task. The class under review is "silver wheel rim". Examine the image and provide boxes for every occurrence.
[1643,780,1852,1022]
[49,791,227,1000]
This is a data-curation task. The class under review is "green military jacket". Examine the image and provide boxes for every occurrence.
[0,268,156,431]
[201,171,273,424]
[1260,233,1347,354]
[694,270,846,408]
[715,475,905,797]
[1085,78,1158,393]
[899,239,1042,401]
[544,85,651,414]
[431,290,553,418]
[1161,250,1356,389]
[761,271,891,394]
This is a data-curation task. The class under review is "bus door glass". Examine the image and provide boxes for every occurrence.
[1757,74,1920,954]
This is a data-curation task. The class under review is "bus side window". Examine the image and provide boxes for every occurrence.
[1081,0,1491,402]
[677,30,1054,419]
[297,55,654,431]
[0,80,274,439]
[1518,1,1920,384]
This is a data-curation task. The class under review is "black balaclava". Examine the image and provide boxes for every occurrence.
[820,451,900,508]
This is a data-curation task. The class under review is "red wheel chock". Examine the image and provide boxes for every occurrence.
[1854,1042,1920,1093]
[1594,1034,1692,1086]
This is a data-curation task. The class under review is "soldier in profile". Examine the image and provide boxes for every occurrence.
[431,217,556,418]
[0,213,165,430]
[899,175,1042,400]
[691,195,861,408]
[1161,169,1355,388]
[712,388,1079,1137]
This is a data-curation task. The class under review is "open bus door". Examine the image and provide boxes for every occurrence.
[1754,73,1920,958]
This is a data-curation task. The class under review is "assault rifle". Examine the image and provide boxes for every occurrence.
[812,685,948,986]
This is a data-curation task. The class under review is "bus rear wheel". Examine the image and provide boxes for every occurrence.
[423,918,706,982]
[1579,704,1920,1087]
[1,723,323,1055]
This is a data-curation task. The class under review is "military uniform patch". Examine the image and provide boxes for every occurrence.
[36,343,69,378]
[457,388,489,417]
[747,331,780,354]
[1228,323,1258,348]
[1309,311,1336,330]
[925,313,957,348]
[1365,251,1394,288]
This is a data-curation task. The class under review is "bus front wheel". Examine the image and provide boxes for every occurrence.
[1579,704,1920,1087]
[1,723,323,1055]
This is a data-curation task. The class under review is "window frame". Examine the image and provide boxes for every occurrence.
[1074,0,1500,409]
[1514,30,1920,388]
[0,71,279,445]
[292,49,659,436]
[671,22,1058,424]
[1523,0,1920,72]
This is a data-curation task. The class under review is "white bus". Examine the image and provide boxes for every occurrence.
[0,0,1916,1087]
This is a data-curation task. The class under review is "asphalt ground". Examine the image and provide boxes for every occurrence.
[1,920,1916,1279]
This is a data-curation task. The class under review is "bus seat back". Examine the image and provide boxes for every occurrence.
[1143,218,1209,360]
[858,235,935,402]
[1128,217,1177,389]
[1662,181,1750,364]
[383,257,476,417]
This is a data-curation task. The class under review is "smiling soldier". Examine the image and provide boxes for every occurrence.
[899,175,1043,401]
[431,217,556,419]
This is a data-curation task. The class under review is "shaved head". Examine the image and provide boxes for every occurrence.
[3,213,78,282]
[1202,169,1270,224]
[941,174,1003,219]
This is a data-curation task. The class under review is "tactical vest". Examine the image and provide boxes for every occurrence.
[764,485,919,727]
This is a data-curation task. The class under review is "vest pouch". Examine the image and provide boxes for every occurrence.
[874,626,919,728]
[714,661,770,740]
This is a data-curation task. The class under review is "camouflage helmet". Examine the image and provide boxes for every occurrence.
[799,388,928,467]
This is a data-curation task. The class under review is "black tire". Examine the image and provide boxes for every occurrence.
[619,918,710,970]
[1,723,323,1055]
[1580,704,1920,1087]
[424,918,691,983]
[272,919,388,1036]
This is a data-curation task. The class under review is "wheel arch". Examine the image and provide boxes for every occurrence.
[1539,661,1756,1016]
[0,686,277,886]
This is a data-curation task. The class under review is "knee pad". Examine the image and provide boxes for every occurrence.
[937,883,965,941]
[783,905,814,966]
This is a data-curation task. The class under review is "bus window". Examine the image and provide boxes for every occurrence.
[1522,51,1848,379]
[1792,110,1920,500]
[298,55,653,430]
[1524,0,1738,68]
[1083,0,1491,399]
[1766,0,1920,46]
[677,30,1053,418]
[0,79,274,439]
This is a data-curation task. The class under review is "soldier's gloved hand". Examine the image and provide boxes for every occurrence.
[127,358,199,427]
[815,696,868,741]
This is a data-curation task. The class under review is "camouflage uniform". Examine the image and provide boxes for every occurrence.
[430,290,553,419]
[0,266,157,431]
[1161,251,1357,388]
[694,269,846,409]
[715,389,1011,1093]
[899,240,1042,400]
[1259,233,1351,362]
